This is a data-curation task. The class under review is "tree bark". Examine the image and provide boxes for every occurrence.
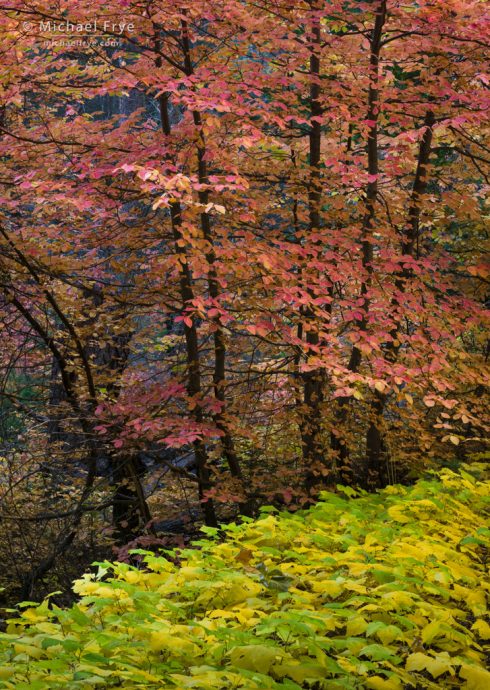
[180,19,251,516]
[330,0,387,484]
[364,110,435,487]
[301,2,327,497]
[156,47,217,526]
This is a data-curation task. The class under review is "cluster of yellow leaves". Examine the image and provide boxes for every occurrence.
[0,464,488,689]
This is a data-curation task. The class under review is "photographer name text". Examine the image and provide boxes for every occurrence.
[31,20,135,34]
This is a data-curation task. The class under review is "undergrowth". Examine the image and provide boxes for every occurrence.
[0,464,488,689]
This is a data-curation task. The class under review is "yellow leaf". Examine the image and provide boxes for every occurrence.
[387,505,411,524]
[124,570,144,585]
[13,643,43,660]
[347,563,369,579]
[21,607,48,622]
[230,644,284,673]
[207,609,236,620]
[460,664,490,690]
[472,619,490,640]
[453,588,488,616]
[467,590,487,616]
[448,566,479,586]
[346,616,369,636]
[366,676,402,690]
[377,625,402,645]
[272,661,325,683]
[381,590,415,610]
[235,609,258,624]
[311,579,343,598]
[421,620,444,644]
[406,652,454,679]
[150,631,200,657]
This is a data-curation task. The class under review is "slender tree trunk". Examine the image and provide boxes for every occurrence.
[365,110,435,486]
[180,20,251,515]
[156,54,217,526]
[301,3,328,496]
[330,0,387,484]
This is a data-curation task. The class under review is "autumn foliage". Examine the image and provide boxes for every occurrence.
[0,0,488,598]
[0,465,488,688]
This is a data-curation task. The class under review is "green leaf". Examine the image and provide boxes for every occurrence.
[359,643,398,662]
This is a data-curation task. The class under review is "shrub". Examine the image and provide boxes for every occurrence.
[0,465,488,689]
